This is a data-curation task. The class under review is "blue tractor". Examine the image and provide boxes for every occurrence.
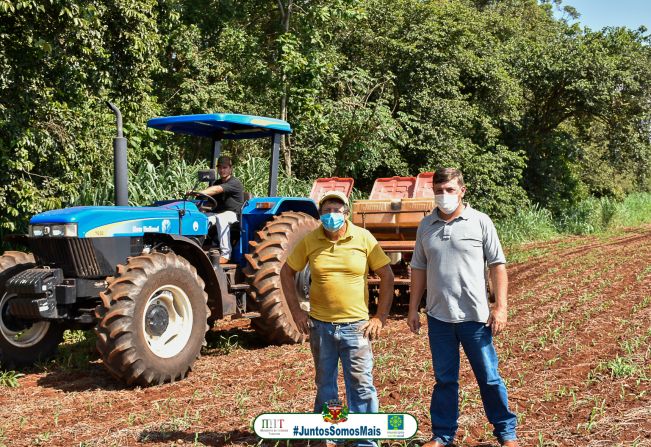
[0,105,319,386]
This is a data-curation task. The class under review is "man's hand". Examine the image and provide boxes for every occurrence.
[486,306,508,336]
[360,316,385,340]
[407,310,421,335]
[292,309,311,335]
[488,263,509,336]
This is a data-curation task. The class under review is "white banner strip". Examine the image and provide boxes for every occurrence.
[253,413,418,439]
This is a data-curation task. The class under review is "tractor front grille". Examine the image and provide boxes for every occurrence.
[30,238,104,278]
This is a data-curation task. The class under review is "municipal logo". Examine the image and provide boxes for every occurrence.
[388,414,404,431]
[321,399,349,424]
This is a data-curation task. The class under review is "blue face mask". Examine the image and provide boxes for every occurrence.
[320,212,346,232]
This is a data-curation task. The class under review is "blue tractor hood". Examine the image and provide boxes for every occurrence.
[146,113,292,139]
[30,203,209,238]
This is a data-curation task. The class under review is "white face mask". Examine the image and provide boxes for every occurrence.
[435,194,459,214]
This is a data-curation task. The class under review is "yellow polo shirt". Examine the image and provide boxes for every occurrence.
[286,221,390,323]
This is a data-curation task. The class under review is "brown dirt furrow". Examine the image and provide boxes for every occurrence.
[498,228,651,446]
[2,227,651,446]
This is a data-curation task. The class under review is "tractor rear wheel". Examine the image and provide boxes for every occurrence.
[0,251,64,368]
[244,211,319,344]
[95,252,209,386]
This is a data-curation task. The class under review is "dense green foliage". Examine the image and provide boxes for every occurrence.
[2,0,651,236]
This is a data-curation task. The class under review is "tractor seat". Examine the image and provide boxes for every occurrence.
[229,191,253,245]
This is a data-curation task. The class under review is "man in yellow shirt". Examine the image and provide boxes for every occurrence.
[281,191,394,447]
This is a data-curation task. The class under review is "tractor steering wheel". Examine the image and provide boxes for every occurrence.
[185,191,219,212]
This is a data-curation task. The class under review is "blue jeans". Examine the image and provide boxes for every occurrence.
[427,315,517,445]
[310,318,378,447]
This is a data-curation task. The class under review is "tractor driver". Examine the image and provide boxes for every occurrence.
[198,155,244,264]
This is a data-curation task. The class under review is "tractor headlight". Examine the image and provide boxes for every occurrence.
[29,223,77,237]
[29,225,45,237]
[50,224,77,237]
[64,223,78,237]
[50,225,64,237]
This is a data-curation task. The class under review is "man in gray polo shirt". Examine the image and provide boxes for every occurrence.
[407,168,518,447]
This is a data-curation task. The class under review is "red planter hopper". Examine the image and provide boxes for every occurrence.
[310,177,354,203]
[414,172,434,198]
[369,176,416,199]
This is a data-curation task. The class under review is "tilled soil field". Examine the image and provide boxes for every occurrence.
[1,226,651,447]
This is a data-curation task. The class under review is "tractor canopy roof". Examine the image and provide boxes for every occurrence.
[146,113,292,140]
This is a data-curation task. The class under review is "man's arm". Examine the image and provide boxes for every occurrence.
[486,263,508,336]
[280,263,310,334]
[407,268,426,334]
[361,263,394,340]
[199,184,224,196]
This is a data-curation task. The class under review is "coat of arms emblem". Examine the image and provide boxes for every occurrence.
[321,399,349,424]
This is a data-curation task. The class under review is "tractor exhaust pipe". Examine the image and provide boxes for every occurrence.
[107,102,128,206]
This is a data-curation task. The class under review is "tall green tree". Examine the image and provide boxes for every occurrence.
[1,0,650,234]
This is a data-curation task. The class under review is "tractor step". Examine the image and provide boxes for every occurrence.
[239,311,261,319]
[229,284,250,291]
[219,263,238,270]
[75,309,97,324]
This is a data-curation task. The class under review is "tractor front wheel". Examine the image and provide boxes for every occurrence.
[0,251,64,368]
[244,211,319,344]
[95,252,209,386]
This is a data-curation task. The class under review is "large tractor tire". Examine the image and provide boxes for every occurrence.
[0,251,64,368]
[244,211,319,344]
[95,252,210,386]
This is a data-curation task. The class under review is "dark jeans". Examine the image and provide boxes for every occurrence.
[427,315,517,445]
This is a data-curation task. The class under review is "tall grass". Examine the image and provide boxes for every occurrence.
[73,159,200,206]
[555,196,619,235]
[496,192,651,246]
[234,155,312,198]
[495,204,558,246]
[617,193,651,227]
[72,155,313,207]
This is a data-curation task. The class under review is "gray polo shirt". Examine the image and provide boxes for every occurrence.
[411,205,506,323]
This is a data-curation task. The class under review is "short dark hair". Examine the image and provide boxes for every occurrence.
[319,198,350,214]
[434,168,464,187]
[217,155,232,167]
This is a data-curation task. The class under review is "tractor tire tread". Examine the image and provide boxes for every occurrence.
[95,252,210,386]
[244,211,318,345]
